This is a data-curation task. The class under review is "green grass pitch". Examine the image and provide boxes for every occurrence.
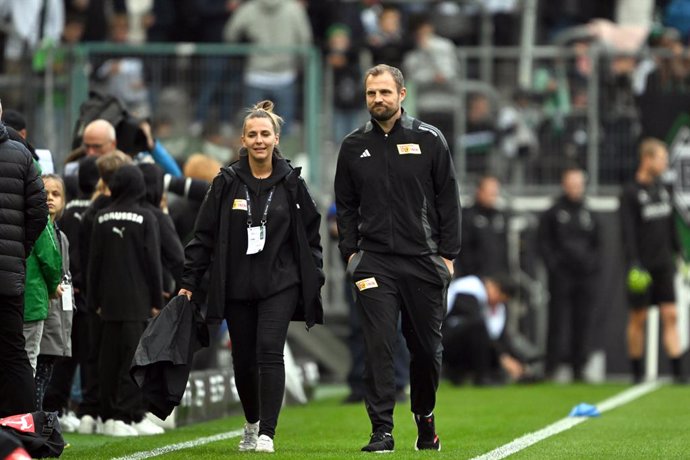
[58,383,690,459]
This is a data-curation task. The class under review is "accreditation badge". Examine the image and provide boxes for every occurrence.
[397,143,421,154]
[246,225,266,255]
[61,283,73,311]
[233,199,248,211]
[356,277,379,291]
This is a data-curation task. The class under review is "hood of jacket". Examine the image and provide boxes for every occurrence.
[232,149,293,194]
[109,164,146,205]
[139,163,165,207]
[78,156,99,196]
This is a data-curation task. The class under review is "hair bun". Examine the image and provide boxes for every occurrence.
[254,100,274,112]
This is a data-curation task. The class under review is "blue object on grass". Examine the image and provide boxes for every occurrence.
[569,403,601,417]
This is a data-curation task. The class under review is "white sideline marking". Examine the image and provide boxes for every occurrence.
[471,381,662,460]
[112,428,244,460]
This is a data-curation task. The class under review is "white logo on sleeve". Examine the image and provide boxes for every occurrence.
[112,227,126,239]
[360,149,371,158]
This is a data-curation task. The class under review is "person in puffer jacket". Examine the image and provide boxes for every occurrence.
[0,111,48,417]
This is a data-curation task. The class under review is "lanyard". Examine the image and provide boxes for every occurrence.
[245,185,275,227]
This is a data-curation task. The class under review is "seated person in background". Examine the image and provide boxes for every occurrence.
[443,274,533,386]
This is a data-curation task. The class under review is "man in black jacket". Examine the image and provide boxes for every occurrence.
[538,167,600,381]
[335,64,461,452]
[456,175,509,277]
[0,109,48,417]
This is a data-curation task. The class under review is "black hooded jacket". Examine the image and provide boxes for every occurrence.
[139,163,185,287]
[180,152,324,327]
[88,165,163,320]
[59,157,99,294]
[0,122,47,296]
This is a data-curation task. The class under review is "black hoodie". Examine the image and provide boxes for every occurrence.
[88,165,163,321]
[60,156,99,294]
[139,163,185,288]
[227,154,299,300]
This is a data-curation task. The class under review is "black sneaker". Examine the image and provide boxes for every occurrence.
[414,414,441,451]
[361,431,394,452]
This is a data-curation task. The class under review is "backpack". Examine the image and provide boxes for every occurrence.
[0,412,65,458]
[71,90,148,155]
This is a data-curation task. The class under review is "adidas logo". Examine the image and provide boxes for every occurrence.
[360,149,371,158]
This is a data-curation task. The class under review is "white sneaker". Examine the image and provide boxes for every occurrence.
[78,415,96,434]
[131,417,165,435]
[104,420,138,437]
[255,434,274,453]
[238,421,259,452]
[102,419,114,436]
[59,412,80,433]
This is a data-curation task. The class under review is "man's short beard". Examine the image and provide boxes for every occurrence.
[369,106,397,122]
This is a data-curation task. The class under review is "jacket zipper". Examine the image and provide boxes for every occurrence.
[249,178,263,300]
[384,132,393,251]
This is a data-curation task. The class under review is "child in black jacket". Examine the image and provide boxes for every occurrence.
[88,164,162,437]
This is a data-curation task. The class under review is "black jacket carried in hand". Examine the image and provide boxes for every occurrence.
[88,165,163,320]
[181,152,324,327]
[130,295,209,419]
[0,122,48,296]
[334,109,461,261]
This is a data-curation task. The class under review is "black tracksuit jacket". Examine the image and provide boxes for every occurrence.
[88,165,163,321]
[458,204,509,277]
[334,110,461,261]
[538,195,600,276]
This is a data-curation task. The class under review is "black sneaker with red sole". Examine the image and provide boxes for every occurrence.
[414,413,441,451]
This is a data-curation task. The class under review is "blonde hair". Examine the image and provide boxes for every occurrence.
[639,138,667,161]
[242,100,284,137]
[183,153,222,182]
[96,150,132,186]
[41,174,66,220]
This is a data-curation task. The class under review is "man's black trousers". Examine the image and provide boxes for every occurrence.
[545,270,594,378]
[349,251,450,433]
